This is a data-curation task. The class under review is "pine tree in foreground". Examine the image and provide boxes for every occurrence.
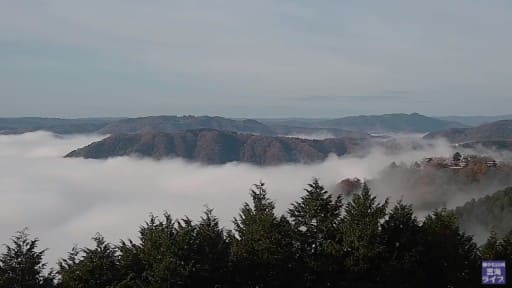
[342,183,388,287]
[3,180,512,288]
[288,178,345,287]
[231,181,297,288]
[0,229,54,288]
[419,209,480,288]
[377,201,422,288]
[58,234,121,288]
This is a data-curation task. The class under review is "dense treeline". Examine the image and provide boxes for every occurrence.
[1,180,511,287]
[456,187,512,239]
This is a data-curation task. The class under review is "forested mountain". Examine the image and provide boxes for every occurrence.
[342,154,512,211]
[439,115,512,126]
[260,113,465,133]
[0,114,468,137]
[260,113,466,133]
[2,180,510,288]
[455,187,512,241]
[316,113,465,133]
[65,129,367,165]
[424,120,512,143]
[98,115,275,135]
[0,117,115,134]
[0,116,277,136]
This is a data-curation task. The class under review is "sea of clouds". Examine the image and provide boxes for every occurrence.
[0,131,498,266]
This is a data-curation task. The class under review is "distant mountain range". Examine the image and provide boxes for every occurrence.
[65,129,367,165]
[7,114,510,165]
[0,117,116,135]
[0,113,466,136]
[439,115,512,126]
[261,113,465,133]
[424,120,512,144]
[315,113,465,133]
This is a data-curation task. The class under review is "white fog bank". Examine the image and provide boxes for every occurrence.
[0,131,495,266]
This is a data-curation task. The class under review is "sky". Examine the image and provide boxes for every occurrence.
[0,0,511,118]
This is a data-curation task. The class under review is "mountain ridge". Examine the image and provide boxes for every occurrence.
[0,117,117,135]
[424,120,512,144]
[316,113,465,133]
[65,129,367,165]
[260,113,465,133]
[439,115,512,126]
[97,115,275,135]
[1,113,466,136]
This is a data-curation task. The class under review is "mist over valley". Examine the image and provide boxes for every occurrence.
[2,1,512,285]
[2,114,512,269]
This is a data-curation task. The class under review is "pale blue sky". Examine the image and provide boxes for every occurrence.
[1,0,511,117]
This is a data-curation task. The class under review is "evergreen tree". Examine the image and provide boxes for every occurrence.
[172,209,230,287]
[378,201,422,288]
[189,208,230,287]
[288,178,345,287]
[0,229,54,288]
[116,210,230,288]
[58,234,121,288]
[419,209,480,288]
[115,239,145,288]
[342,183,388,287]
[481,230,500,259]
[117,213,179,287]
[231,181,296,287]
[5,180,510,287]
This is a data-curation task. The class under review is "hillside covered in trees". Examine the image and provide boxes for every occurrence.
[1,180,511,288]
[260,113,465,133]
[424,120,512,144]
[364,154,512,211]
[455,187,512,242]
[0,113,465,136]
[65,129,367,165]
